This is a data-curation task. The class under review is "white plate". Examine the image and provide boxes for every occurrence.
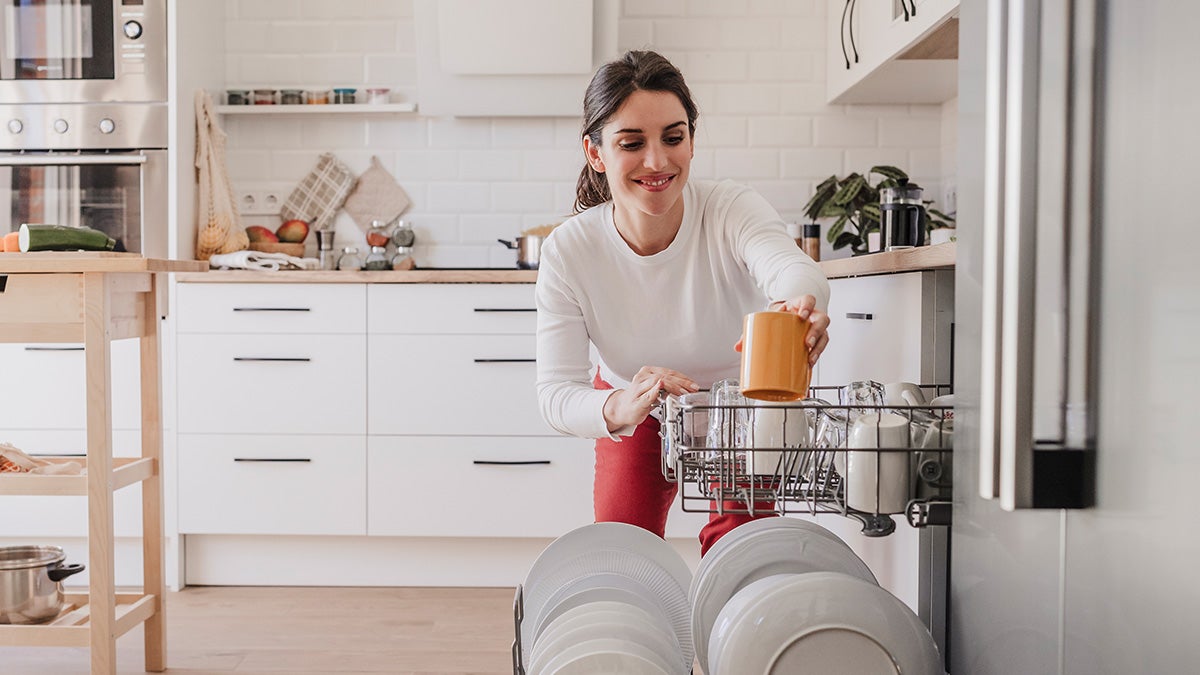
[530,572,673,647]
[531,601,682,675]
[540,636,674,675]
[690,517,877,674]
[521,523,693,670]
[711,572,942,675]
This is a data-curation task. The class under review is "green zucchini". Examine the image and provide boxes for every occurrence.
[19,224,116,252]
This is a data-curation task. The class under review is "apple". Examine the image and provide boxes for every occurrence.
[246,225,278,243]
[276,219,310,243]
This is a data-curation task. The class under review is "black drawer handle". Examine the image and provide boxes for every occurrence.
[233,357,312,362]
[845,312,874,320]
[473,358,536,363]
[234,458,312,463]
[473,308,535,312]
[472,460,551,466]
[233,307,312,312]
[25,346,85,351]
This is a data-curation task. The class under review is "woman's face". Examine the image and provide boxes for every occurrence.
[584,89,694,220]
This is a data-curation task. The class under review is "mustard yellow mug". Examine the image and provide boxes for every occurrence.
[739,311,811,401]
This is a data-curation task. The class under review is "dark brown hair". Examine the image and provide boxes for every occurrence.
[574,50,699,213]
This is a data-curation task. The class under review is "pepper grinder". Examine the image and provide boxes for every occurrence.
[801,223,821,261]
[315,229,336,270]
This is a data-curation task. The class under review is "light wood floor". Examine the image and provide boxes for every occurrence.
[1,586,516,674]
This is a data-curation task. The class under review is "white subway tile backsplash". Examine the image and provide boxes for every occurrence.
[780,147,844,179]
[491,183,556,213]
[334,22,399,53]
[712,83,780,115]
[719,19,782,49]
[460,214,526,243]
[237,0,299,21]
[224,150,272,182]
[429,118,492,149]
[748,116,812,147]
[367,118,428,149]
[696,116,748,147]
[879,117,941,148]
[748,51,813,82]
[491,119,559,149]
[299,54,366,86]
[690,148,717,180]
[521,150,585,182]
[653,19,722,49]
[779,16,826,47]
[392,150,459,181]
[297,119,368,149]
[625,0,688,17]
[844,149,909,173]
[688,0,749,16]
[458,150,522,181]
[715,149,780,178]
[226,21,273,53]
[750,0,816,16]
[683,51,749,82]
[906,148,942,183]
[270,151,325,183]
[780,83,833,114]
[618,19,655,51]
[227,117,303,147]
[813,116,876,147]
[426,183,492,213]
[554,119,585,149]
[266,23,331,54]
[746,179,809,212]
[237,54,304,85]
[365,54,416,87]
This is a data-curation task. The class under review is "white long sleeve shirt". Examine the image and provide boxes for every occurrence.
[535,179,830,440]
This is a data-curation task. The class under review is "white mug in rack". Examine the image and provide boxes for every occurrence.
[846,412,911,514]
[883,382,927,408]
[747,400,810,476]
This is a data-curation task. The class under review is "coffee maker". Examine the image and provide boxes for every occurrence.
[879,179,926,251]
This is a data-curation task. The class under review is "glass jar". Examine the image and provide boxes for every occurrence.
[391,220,415,248]
[253,89,276,105]
[305,90,329,105]
[366,87,390,105]
[391,246,414,269]
[280,89,303,105]
[336,246,364,271]
[364,246,390,271]
[225,89,250,105]
[366,220,390,248]
[332,87,356,104]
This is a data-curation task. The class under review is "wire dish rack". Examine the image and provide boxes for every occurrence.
[659,384,953,537]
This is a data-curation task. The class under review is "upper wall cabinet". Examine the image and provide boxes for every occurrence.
[414,0,619,116]
[826,0,959,104]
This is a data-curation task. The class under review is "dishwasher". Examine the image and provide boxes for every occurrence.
[512,383,954,674]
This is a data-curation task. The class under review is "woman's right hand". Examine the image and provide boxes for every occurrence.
[603,366,699,432]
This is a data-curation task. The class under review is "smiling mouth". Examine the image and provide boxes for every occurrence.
[635,175,674,190]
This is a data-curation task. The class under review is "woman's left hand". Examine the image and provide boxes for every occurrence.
[735,294,830,366]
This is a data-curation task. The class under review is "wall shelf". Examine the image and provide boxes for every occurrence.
[215,102,418,115]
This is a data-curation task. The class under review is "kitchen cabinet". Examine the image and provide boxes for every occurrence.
[413,0,619,116]
[826,0,960,104]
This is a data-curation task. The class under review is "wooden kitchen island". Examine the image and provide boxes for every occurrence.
[0,253,206,674]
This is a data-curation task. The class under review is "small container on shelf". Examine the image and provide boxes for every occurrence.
[280,89,303,105]
[366,220,390,248]
[365,87,391,105]
[391,246,415,270]
[332,88,356,104]
[305,90,329,105]
[225,89,250,105]
[364,246,390,271]
[336,246,364,271]
[391,220,415,248]
[253,88,276,105]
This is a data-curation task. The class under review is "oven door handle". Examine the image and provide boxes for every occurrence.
[0,155,148,167]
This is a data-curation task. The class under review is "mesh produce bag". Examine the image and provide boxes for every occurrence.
[194,90,248,261]
[280,153,356,230]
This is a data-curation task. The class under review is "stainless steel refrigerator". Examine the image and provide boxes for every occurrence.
[953,0,1200,673]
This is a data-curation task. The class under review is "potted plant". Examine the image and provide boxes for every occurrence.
[803,166,955,254]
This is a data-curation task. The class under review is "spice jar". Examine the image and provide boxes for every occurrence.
[253,89,276,105]
[336,246,363,271]
[391,220,415,248]
[280,89,303,105]
[366,220,390,248]
[391,246,414,270]
[801,223,821,262]
[332,88,356,104]
[364,246,390,271]
[366,87,390,105]
[225,89,250,105]
[305,90,329,105]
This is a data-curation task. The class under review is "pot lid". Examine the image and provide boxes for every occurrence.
[0,545,65,570]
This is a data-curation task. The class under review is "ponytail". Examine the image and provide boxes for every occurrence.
[574,163,610,213]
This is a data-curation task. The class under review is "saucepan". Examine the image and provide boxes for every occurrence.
[497,235,545,270]
[0,545,86,624]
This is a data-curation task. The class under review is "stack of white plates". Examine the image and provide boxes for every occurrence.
[708,572,942,674]
[690,517,878,674]
[520,522,693,675]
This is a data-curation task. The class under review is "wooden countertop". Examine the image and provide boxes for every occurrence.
[176,268,538,283]
[0,251,208,273]
[173,242,955,284]
[818,242,955,279]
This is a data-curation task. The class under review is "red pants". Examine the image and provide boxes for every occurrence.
[593,375,775,556]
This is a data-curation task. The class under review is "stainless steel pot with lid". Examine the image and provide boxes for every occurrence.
[0,545,86,624]
[497,236,544,270]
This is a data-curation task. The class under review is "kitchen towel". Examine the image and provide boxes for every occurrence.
[342,155,411,232]
[280,153,356,230]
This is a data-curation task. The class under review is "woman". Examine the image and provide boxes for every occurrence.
[535,50,830,555]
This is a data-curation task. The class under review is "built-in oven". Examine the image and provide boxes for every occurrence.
[0,0,165,104]
[0,101,166,256]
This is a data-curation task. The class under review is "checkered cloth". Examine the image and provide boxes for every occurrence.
[280,153,355,230]
[343,156,411,231]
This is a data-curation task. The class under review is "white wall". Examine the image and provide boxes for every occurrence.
[220,0,950,266]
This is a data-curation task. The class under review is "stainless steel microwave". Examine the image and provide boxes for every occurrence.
[0,0,166,104]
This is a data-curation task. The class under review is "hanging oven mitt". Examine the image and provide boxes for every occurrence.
[280,153,356,230]
[342,156,411,232]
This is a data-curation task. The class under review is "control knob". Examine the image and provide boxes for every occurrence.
[53,119,68,134]
[98,118,115,134]
[123,21,142,40]
[7,119,22,134]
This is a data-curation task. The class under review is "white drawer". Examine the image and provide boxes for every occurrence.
[177,333,365,435]
[177,283,366,334]
[367,436,594,537]
[368,334,549,436]
[178,434,366,535]
[818,273,924,387]
[0,340,142,431]
[368,284,536,334]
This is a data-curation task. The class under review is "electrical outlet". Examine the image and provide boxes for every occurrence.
[236,191,259,214]
[942,181,957,214]
[235,189,285,215]
[259,191,283,215]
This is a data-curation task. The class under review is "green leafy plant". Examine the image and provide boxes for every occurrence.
[803,166,956,255]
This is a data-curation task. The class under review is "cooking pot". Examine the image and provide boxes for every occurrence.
[0,545,85,624]
[497,236,544,270]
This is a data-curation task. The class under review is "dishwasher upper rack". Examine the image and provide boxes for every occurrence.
[659,384,953,536]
